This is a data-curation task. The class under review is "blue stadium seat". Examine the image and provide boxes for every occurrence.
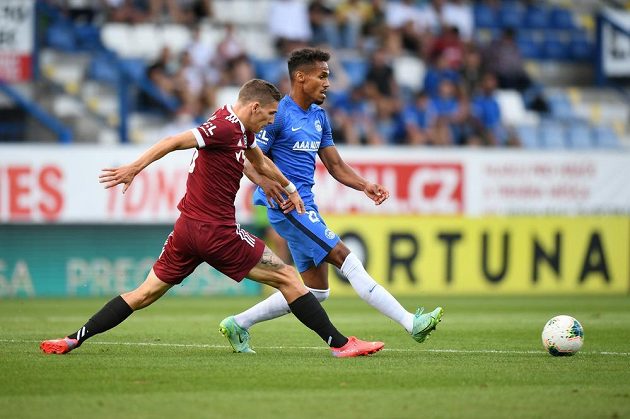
[593,126,621,148]
[341,59,368,87]
[515,125,539,148]
[87,53,119,84]
[542,32,571,60]
[569,28,592,61]
[46,25,77,51]
[73,24,102,51]
[499,3,525,29]
[548,93,575,119]
[550,7,575,30]
[539,122,566,148]
[517,31,543,59]
[119,58,146,82]
[524,5,550,29]
[473,3,498,29]
[566,124,592,149]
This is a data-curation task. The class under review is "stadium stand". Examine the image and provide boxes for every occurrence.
[0,0,627,148]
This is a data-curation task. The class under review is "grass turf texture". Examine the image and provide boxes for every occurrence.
[1,295,629,419]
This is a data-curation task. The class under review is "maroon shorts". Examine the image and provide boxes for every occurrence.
[153,215,265,284]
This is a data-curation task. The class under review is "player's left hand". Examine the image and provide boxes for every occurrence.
[364,183,390,206]
[286,191,305,215]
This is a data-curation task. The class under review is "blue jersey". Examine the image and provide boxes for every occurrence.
[253,95,335,208]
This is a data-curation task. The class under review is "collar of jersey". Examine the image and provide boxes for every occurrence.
[226,104,246,133]
[286,95,315,114]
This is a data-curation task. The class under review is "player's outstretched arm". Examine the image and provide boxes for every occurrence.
[99,131,197,193]
[318,146,390,205]
[245,147,305,214]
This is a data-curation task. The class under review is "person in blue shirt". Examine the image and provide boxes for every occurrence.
[219,48,443,353]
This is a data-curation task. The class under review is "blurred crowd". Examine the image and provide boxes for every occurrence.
[50,0,558,147]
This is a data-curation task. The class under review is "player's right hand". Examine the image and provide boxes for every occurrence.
[258,177,286,209]
[99,165,138,194]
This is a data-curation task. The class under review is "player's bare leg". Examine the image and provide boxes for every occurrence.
[220,246,383,357]
[40,270,172,354]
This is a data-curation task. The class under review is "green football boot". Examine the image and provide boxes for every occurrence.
[411,307,444,343]
[219,316,255,353]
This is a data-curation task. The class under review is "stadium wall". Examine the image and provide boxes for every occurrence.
[1,145,628,297]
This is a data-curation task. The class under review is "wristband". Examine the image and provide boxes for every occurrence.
[284,181,297,194]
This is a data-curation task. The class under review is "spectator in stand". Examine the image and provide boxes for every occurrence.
[146,46,180,98]
[176,50,208,116]
[430,25,466,70]
[402,90,436,145]
[308,0,340,47]
[335,0,375,50]
[216,22,247,66]
[361,0,387,53]
[215,22,254,86]
[483,27,530,91]
[483,27,549,113]
[429,78,460,146]
[186,26,220,84]
[269,0,312,55]
[452,95,485,146]
[459,45,483,97]
[441,0,474,42]
[423,52,461,98]
[472,72,517,146]
[363,48,400,113]
[223,55,256,87]
[330,86,383,145]
[384,0,430,57]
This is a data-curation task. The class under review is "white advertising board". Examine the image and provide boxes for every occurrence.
[0,146,629,223]
[0,0,34,82]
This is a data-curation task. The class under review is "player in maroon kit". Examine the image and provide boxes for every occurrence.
[39,79,384,358]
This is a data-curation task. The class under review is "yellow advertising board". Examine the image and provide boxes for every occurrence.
[324,216,629,295]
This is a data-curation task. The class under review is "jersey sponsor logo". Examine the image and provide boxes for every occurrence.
[291,126,302,132]
[256,130,269,145]
[314,120,322,132]
[199,122,217,137]
[292,140,320,152]
[236,223,255,247]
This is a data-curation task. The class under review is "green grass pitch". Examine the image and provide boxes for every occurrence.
[1,295,629,419]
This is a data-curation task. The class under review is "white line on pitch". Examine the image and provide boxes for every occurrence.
[1,339,629,356]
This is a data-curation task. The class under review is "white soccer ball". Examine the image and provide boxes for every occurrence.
[541,315,584,356]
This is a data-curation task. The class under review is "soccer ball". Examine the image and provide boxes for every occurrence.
[541,315,584,356]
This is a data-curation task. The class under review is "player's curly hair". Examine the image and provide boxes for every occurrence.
[238,79,282,105]
[288,48,330,80]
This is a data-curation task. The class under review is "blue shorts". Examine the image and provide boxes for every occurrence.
[267,206,340,273]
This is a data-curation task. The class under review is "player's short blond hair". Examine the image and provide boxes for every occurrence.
[238,79,282,106]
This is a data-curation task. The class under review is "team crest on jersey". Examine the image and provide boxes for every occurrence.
[324,228,336,240]
[314,120,322,132]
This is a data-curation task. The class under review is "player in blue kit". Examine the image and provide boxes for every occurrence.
[219,49,443,353]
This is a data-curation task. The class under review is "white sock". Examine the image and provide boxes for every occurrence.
[341,253,414,333]
[234,287,330,330]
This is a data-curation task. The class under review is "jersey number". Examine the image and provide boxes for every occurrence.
[188,150,199,173]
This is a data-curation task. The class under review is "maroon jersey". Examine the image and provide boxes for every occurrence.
[177,105,256,224]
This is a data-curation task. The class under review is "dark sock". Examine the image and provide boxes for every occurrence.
[288,292,348,348]
[67,295,133,344]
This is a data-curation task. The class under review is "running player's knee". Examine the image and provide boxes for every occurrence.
[306,286,330,302]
